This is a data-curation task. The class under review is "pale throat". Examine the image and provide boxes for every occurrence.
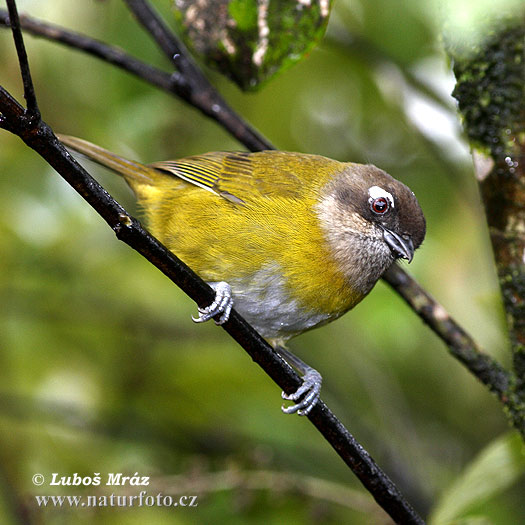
[315,192,393,295]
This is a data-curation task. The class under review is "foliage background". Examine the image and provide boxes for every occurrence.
[0,0,522,523]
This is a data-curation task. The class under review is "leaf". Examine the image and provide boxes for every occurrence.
[429,432,525,525]
[172,0,333,91]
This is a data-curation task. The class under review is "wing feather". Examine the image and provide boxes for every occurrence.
[150,151,343,204]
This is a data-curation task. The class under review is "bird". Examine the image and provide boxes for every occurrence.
[58,134,426,415]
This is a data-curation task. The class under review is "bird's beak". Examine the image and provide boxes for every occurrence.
[382,228,415,263]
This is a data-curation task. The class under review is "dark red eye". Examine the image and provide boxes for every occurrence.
[371,197,389,214]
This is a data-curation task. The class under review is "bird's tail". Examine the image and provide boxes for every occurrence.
[57,134,157,187]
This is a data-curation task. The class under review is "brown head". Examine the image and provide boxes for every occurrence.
[316,163,426,295]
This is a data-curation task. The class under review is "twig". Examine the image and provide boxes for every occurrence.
[383,264,512,398]
[0,2,424,521]
[124,0,198,83]
[386,260,524,451]
[0,9,187,97]
[127,0,275,151]
[145,469,382,514]
[123,0,273,151]
[0,6,271,152]
[4,0,38,118]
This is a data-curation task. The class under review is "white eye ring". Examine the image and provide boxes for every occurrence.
[368,186,394,208]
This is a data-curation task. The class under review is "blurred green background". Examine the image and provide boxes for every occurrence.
[1,0,523,523]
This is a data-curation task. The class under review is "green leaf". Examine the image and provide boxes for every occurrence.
[172,0,333,91]
[429,432,525,525]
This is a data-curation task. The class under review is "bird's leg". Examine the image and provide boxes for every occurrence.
[192,287,321,415]
[276,346,322,416]
[192,281,233,325]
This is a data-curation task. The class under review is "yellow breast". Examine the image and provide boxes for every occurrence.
[137,175,362,338]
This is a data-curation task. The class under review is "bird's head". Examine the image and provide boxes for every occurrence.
[317,163,426,295]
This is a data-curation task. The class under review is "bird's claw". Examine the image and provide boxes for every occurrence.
[192,281,233,325]
[281,368,322,416]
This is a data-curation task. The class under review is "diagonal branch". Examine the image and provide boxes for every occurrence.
[0,6,271,152]
[4,0,38,117]
[0,8,187,94]
[124,0,200,82]
[385,263,523,437]
[123,0,274,151]
[383,264,512,398]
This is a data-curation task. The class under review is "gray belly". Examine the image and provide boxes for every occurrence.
[211,265,333,345]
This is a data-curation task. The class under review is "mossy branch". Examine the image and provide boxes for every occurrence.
[449,16,525,434]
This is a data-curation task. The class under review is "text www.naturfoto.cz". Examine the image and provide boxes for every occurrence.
[35,492,198,508]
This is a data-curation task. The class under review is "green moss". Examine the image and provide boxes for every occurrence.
[451,19,525,161]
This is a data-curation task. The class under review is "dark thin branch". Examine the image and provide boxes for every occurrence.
[5,0,39,118]
[0,84,25,121]
[124,0,197,82]
[123,0,274,151]
[0,3,424,521]
[0,9,188,96]
[384,264,512,398]
[0,6,272,152]
[384,262,522,436]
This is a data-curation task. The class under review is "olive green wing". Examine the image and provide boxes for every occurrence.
[150,151,326,204]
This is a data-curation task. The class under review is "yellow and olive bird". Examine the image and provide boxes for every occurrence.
[58,135,426,415]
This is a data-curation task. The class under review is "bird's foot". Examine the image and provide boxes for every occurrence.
[192,281,233,325]
[281,367,322,416]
